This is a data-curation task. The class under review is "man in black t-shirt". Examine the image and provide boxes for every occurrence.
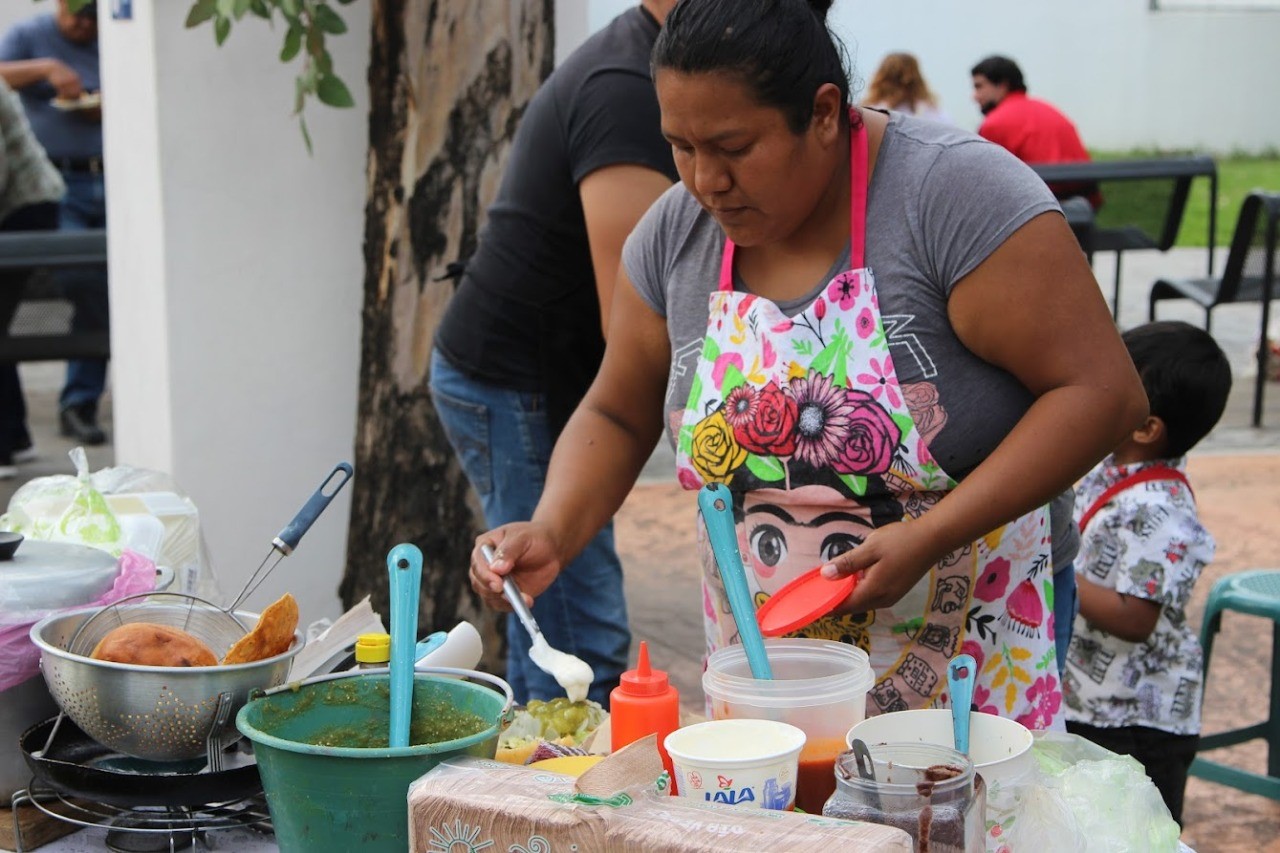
[429,1,678,707]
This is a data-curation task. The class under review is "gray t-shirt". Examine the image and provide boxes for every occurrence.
[623,112,1079,564]
[622,114,1059,479]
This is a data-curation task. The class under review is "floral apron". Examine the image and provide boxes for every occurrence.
[675,119,1062,728]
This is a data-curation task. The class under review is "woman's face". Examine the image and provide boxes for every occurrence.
[655,70,843,248]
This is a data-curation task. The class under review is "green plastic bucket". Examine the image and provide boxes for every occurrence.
[236,668,512,853]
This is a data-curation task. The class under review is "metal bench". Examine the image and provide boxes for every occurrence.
[0,229,109,363]
[1030,157,1219,321]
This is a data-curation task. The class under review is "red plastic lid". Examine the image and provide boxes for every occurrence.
[755,567,857,637]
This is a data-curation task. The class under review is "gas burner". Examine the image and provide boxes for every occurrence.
[105,813,198,852]
[9,785,272,853]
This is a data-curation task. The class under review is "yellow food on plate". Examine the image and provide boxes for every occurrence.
[90,622,218,667]
[222,593,299,664]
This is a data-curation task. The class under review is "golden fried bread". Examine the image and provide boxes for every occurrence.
[221,593,299,664]
[90,622,218,667]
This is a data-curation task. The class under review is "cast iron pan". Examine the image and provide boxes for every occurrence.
[20,716,263,808]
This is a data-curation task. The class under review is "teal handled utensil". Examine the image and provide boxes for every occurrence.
[947,653,977,756]
[698,483,773,680]
[387,543,423,748]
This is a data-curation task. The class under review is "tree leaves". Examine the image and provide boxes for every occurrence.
[313,4,348,34]
[185,0,217,27]
[281,24,303,62]
[316,73,354,108]
[184,0,356,150]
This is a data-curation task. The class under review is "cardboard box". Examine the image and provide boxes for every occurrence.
[408,748,911,852]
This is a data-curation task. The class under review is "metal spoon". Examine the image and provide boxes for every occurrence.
[481,543,593,702]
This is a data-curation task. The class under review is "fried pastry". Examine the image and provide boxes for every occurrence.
[221,592,299,664]
[90,622,218,667]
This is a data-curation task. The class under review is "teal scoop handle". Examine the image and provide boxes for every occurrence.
[948,653,977,756]
[387,543,423,748]
[698,484,772,680]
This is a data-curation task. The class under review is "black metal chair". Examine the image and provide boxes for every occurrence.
[0,229,110,363]
[1149,191,1280,427]
[1032,157,1218,321]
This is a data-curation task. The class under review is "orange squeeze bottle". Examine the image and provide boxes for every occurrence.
[609,640,681,786]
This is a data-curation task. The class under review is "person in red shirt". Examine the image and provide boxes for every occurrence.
[971,55,1097,205]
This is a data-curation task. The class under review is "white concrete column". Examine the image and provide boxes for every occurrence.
[98,3,370,622]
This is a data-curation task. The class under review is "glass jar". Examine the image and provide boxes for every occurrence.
[822,742,986,853]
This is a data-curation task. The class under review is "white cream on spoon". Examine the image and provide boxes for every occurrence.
[482,544,595,702]
[528,635,594,703]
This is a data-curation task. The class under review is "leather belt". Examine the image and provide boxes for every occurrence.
[55,157,104,174]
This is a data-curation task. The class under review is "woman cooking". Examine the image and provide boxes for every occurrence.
[469,0,1147,728]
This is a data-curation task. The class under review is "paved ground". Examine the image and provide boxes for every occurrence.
[3,246,1279,850]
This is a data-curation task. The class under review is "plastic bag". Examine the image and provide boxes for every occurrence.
[0,549,157,692]
[985,731,1181,853]
[1,451,217,598]
[1,448,126,554]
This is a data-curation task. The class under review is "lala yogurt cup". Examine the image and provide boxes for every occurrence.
[664,718,807,810]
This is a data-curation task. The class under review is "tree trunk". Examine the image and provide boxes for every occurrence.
[340,0,554,673]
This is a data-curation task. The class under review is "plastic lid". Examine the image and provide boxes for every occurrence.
[755,567,857,637]
[354,632,391,663]
[618,640,670,697]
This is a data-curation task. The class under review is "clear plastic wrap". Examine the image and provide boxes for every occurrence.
[0,449,216,597]
[983,731,1182,853]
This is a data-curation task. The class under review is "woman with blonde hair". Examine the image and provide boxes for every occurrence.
[864,51,949,123]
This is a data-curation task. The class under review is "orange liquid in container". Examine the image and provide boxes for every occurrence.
[795,736,847,814]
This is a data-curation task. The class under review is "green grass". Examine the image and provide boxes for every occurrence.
[1092,151,1280,248]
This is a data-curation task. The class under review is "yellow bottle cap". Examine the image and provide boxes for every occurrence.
[354,632,391,664]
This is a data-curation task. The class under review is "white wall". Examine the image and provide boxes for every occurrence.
[587,0,1280,154]
[100,2,369,622]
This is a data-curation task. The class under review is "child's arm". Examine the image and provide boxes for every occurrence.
[1075,574,1161,642]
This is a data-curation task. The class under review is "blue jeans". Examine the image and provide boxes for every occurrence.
[428,348,630,707]
[1053,561,1078,677]
[57,171,109,411]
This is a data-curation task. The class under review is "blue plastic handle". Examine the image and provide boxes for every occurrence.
[387,543,423,748]
[698,484,773,680]
[947,653,977,756]
[273,462,355,554]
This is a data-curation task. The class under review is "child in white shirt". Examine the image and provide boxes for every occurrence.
[1064,321,1231,824]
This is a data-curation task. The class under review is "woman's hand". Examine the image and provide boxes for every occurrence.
[469,523,567,612]
[820,519,951,612]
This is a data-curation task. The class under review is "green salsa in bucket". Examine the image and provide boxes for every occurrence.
[237,670,512,853]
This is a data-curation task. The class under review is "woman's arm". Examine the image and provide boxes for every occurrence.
[470,270,672,609]
[830,211,1148,610]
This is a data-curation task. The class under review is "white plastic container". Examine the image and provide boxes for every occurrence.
[664,718,806,810]
[846,708,1034,791]
[703,638,873,814]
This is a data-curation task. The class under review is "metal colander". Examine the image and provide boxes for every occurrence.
[30,603,300,762]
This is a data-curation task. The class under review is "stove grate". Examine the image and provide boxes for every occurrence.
[9,784,272,852]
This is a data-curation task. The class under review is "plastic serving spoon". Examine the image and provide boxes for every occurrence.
[698,484,773,680]
[947,653,977,756]
[387,543,424,748]
[481,543,594,702]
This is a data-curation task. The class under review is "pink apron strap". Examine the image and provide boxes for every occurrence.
[717,111,870,291]
[848,110,868,270]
